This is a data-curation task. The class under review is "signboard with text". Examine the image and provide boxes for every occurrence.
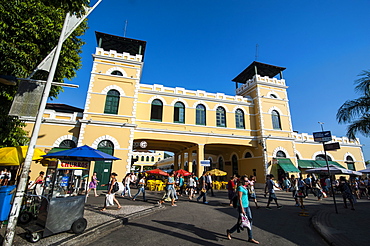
[200,160,210,167]
[313,131,332,143]
[58,160,90,170]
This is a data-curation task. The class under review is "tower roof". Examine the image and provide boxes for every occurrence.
[95,31,147,61]
[232,61,286,83]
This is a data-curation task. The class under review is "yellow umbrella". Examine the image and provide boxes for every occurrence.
[0,146,46,166]
[206,169,227,176]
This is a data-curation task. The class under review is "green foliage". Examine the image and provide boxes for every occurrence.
[337,70,370,140]
[0,0,88,147]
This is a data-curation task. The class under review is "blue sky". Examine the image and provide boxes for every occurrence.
[51,0,370,159]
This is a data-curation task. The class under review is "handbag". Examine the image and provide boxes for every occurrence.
[112,182,119,193]
[241,214,251,230]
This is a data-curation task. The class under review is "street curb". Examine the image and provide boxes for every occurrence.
[311,210,354,246]
[58,205,165,246]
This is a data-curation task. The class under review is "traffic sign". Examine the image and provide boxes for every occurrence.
[313,131,332,142]
[200,160,211,167]
[324,142,340,151]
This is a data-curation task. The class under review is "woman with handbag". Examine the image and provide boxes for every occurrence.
[226,175,259,244]
[100,173,121,211]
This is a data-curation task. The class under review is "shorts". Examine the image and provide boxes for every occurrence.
[268,193,277,201]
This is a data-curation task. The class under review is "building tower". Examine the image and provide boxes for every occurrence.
[78,32,146,185]
[233,61,297,178]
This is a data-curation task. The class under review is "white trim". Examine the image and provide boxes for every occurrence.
[266,91,280,99]
[232,106,246,114]
[267,106,283,115]
[344,152,356,162]
[170,98,189,108]
[312,151,334,161]
[91,135,120,149]
[192,101,211,110]
[148,96,167,105]
[242,149,254,158]
[106,67,128,77]
[272,147,290,158]
[101,85,125,95]
[213,103,229,112]
[53,135,78,147]
[295,150,303,160]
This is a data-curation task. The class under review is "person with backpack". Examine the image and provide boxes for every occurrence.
[100,173,121,211]
[132,175,147,202]
[226,175,259,244]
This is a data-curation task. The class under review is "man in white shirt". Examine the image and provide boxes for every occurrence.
[206,173,214,196]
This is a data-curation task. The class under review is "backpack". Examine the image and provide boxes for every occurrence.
[112,182,119,193]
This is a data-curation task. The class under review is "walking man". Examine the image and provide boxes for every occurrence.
[264,174,282,209]
[197,171,208,204]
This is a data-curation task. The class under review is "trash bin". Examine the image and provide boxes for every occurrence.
[0,185,16,221]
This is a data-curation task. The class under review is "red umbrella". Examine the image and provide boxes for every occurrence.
[175,169,192,176]
[146,169,169,176]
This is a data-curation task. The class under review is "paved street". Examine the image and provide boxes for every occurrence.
[87,189,329,246]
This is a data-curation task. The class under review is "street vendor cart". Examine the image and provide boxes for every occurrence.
[25,145,119,243]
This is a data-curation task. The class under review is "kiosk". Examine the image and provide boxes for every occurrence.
[26,159,90,242]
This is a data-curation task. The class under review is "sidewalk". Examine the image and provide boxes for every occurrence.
[311,195,369,246]
[0,191,164,246]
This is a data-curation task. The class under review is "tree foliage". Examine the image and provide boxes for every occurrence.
[337,70,370,140]
[0,0,89,148]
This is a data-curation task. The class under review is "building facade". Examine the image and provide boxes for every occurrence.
[23,32,366,185]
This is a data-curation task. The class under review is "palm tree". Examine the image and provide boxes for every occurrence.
[337,70,370,140]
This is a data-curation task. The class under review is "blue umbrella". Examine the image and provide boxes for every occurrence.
[42,145,120,161]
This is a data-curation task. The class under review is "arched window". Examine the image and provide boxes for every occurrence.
[345,156,355,171]
[216,106,226,127]
[158,158,161,161]
[141,156,144,161]
[104,89,120,114]
[174,102,185,123]
[218,157,224,171]
[151,157,154,162]
[150,99,163,121]
[276,151,286,158]
[111,70,123,76]
[196,104,206,125]
[270,94,277,98]
[244,152,252,158]
[271,110,281,130]
[235,109,245,129]
[59,139,76,148]
[146,156,149,162]
[315,154,332,161]
[232,155,238,175]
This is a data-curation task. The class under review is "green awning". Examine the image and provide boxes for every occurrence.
[298,160,322,168]
[277,158,300,172]
[298,160,346,169]
[315,161,345,169]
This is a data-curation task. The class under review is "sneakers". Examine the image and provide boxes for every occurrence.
[203,201,209,204]
[266,207,272,210]
[277,205,283,209]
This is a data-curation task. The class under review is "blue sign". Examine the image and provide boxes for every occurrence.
[313,131,332,142]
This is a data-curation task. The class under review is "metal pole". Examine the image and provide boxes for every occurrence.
[3,14,70,246]
[318,122,338,214]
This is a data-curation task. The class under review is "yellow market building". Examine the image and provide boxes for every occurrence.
[23,32,366,186]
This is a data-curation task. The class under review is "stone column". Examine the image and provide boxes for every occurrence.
[196,144,205,177]
[174,153,179,171]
